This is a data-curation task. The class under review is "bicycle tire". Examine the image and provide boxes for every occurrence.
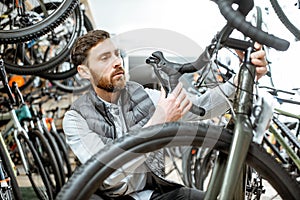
[181,146,195,188]
[269,0,300,40]
[50,74,91,94]
[28,129,63,196]
[17,132,53,200]
[0,0,79,43]
[56,122,300,200]
[49,13,93,93]
[40,11,94,80]
[0,137,23,200]
[41,127,66,186]
[193,149,216,190]
[254,6,262,30]
[50,129,73,179]
[182,147,216,190]
[2,2,83,75]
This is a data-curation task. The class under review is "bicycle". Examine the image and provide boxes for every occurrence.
[0,0,79,43]
[0,1,85,75]
[268,0,300,41]
[0,131,22,200]
[257,86,300,176]
[24,87,73,182]
[0,158,13,200]
[179,86,300,194]
[0,60,54,200]
[56,0,299,199]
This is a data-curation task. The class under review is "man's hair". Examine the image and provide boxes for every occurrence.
[71,30,110,67]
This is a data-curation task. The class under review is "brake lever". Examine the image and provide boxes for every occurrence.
[146,57,170,97]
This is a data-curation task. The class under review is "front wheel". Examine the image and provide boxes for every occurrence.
[17,133,53,200]
[56,122,300,200]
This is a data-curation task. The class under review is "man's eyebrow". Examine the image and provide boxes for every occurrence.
[97,51,111,58]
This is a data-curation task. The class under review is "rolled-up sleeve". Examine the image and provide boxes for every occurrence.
[189,81,236,120]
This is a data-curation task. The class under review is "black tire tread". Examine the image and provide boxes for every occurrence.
[56,122,300,200]
[0,0,79,43]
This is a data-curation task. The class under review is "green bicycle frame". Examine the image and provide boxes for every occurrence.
[205,47,256,199]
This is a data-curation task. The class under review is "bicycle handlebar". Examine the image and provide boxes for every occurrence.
[145,0,291,117]
[259,85,295,96]
[214,0,290,51]
[146,50,209,116]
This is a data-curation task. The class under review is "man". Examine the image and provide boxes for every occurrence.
[63,29,268,199]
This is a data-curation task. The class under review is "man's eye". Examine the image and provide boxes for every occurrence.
[100,56,109,61]
[115,50,121,57]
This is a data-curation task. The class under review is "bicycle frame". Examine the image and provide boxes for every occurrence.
[269,108,300,170]
[202,47,256,199]
[0,129,16,176]
[1,105,33,173]
[269,123,300,169]
[275,107,300,137]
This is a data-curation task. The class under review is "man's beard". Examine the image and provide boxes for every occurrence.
[96,76,125,92]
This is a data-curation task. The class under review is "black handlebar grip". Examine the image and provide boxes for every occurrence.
[217,0,290,51]
[190,104,206,116]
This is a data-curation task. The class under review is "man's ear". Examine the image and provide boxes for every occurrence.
[77,64,90,79]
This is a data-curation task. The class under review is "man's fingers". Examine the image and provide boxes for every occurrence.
[181,99,192,114]
[250,49,265,59]
[170,82,183,97]
[250,49,267,68]
[176,88,187,103]
[254,42,262,50]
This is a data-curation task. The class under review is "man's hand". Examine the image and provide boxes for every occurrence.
[145,82,192,127]
[251,43,268,80]
[234,42,268,84]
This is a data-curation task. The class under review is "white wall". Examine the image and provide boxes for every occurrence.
[88,0,225,47]
[88,0,300,93]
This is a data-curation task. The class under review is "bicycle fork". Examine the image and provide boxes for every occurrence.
[205,47,256,199]
[10,109,31,174]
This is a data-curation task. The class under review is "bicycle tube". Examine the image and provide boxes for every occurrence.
[0,0,79,43]
[17,132,53,200]
[0,136,23,200]
[269,0,300,40]
[56,122,300,200]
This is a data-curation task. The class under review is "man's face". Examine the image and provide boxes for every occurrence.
[87,38,125,92]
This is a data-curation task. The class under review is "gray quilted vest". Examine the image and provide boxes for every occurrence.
[70,81,165,176]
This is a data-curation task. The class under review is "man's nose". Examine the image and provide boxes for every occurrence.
[112,56,122,68]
